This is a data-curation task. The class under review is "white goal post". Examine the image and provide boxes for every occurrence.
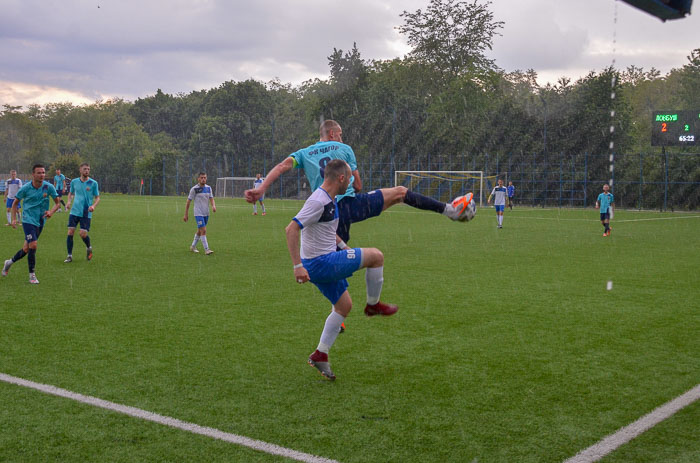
[394,171,486,207]
[215,177,258,198]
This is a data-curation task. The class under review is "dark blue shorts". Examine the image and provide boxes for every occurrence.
[302,248,363,305]
[56,189,64,197]
[68,214,91,231]
[195,216,209,228]
[336,191,385,243]
[22,223,43,243]
[600,212,610,221]
[495,205,505,212]
[6,198,20,209]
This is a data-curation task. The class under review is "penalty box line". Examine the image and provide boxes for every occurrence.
[0,372,339,463]
[564,383,700,463]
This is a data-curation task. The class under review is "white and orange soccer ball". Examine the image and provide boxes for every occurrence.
[451,193,477,222]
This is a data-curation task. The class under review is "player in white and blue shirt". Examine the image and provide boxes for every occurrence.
[184,172,216,254]
[488,179,508,228]
[4,170,22,225]
[596,184,614,236]
[285,160,398,381]
[245,120,468,244]
[507,181,515,210]
[65,163,101,263]
[252,173,266,215]
[2,164,60,284]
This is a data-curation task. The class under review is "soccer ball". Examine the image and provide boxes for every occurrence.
[451,193,476,222]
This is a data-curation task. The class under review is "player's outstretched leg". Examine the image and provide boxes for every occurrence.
[381,186,464,221]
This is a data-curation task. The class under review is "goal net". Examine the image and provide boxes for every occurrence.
[394,171,489,206]
[215,177,258,198]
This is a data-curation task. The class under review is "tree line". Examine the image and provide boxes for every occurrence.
[1,0,698,207]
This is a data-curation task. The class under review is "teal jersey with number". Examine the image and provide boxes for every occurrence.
[597,192,614,213]
[54,174,65,190]
[15,181,58,227]
[69,177,100,218]
[289,141,358,201]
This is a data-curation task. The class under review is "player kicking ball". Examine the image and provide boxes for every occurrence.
[286,159,398,381]
[184,172,216,255]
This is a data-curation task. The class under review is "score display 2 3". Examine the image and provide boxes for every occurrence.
[651,110,700,146]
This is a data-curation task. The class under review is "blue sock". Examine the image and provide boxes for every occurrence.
[82,235,91,248]
[12,249,27,262]
[67,235,74,254]
[404,190,445,213]
[28,249,36,273]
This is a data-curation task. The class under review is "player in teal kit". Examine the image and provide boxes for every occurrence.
[596,184,614,237]
[64,163,101,262]
[2,164,60,284]
[53,168,67,212]
[245,120,465,244]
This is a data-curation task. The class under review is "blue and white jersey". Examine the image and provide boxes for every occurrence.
[507,185,515,197]
[5,178,22,199]
[597,192,614,213]
[289,141,357,201]
[292,187,338,259]
[253,178,263,189]
[188,184,213,217]
[490,186,508,206]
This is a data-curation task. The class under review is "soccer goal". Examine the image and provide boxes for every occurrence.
[215,177,257,198]
[394,171,487,206]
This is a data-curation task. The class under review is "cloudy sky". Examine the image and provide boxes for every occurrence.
[1,0,698,107]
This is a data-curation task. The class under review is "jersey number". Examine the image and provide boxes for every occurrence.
[319,157,332,179]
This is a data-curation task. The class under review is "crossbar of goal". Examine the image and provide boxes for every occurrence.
[394,170,485,207]
[215,177,257,198]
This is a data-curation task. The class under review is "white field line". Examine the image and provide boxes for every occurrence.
[564,383,700,463]
[0,372,339,463]
[611,215,700,223]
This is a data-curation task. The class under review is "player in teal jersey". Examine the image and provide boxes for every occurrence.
[64,163,101,262]
[53,168,67,212]
[595,184,614,237]
[245,120,466,244]
[2,164,60,284]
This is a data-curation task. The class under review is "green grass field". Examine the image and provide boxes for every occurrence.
[1,195,699,462]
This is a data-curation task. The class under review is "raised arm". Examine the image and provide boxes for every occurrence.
[245,157,295,203]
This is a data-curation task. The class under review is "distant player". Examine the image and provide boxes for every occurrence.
[184,172,216,254]
[252,173,266,216]
[64,163,101,263]
[53,168,67,212]
[246,119,466,245]
[2,164,60,284]
[4,170,22,226]
[596,184,614,237]
[488,179,508,228]
[507,181,515,210]
[285,160,398,381]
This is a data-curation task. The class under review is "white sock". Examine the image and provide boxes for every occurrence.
[261,203,266,212]
[498,215,503,226]
[6,212,10,224]
[366,266,384,305]
[253,204,257,213]
[318,310,345,353]
[191,234,200,247]
[200,236,209,250]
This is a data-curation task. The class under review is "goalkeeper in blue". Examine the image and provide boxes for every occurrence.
[285,160,398,381]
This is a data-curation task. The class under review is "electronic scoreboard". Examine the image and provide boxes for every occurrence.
[651,110,700,146]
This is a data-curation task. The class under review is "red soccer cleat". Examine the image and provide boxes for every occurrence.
[308,349,336,380]
[364,301,399,317]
